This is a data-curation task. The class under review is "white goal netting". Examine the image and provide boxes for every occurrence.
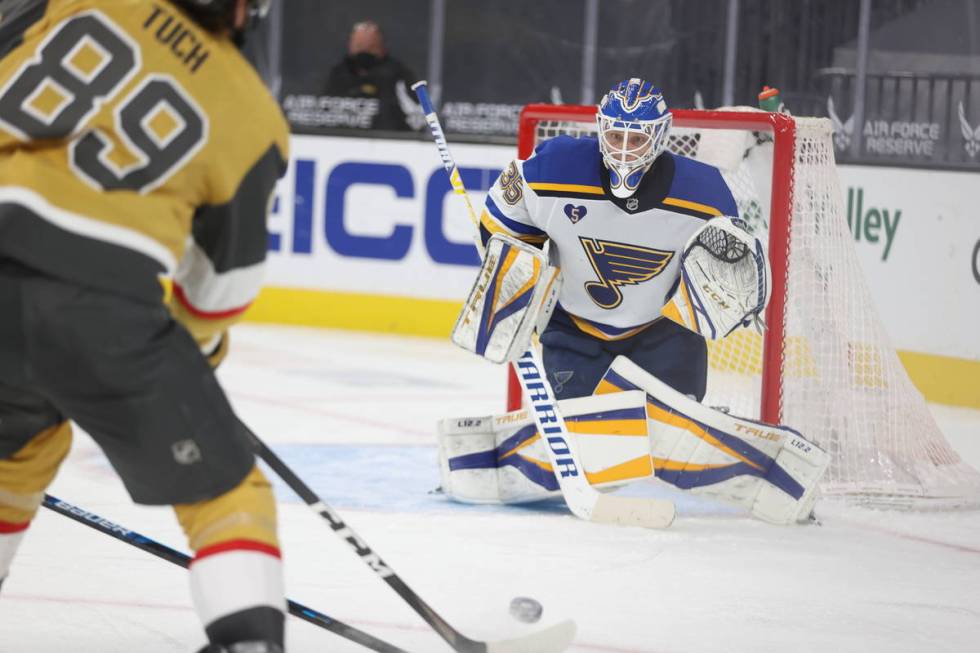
[526,108,980,509]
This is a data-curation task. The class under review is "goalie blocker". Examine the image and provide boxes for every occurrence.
[452,233,561,364]
[438,356,828,524]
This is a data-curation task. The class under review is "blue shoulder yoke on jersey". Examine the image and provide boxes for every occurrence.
[523,136,606,201]
[661,155,739,220]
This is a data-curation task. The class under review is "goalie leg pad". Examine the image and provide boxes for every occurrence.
[452,233,561,364]
[438,391,653,504]
[598,356,829,524]
[437,416,511,504]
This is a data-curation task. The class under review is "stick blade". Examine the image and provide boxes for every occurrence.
[485,619,577,653]
[590,495,675,529]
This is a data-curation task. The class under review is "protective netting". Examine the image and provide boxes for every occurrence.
[527,110,980,509]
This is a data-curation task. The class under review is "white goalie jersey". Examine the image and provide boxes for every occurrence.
[481,135,740,340]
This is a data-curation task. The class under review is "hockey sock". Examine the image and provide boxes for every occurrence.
[175,465,285,647]
[0,526,29,588]
[190,540,285,646]
[0,422,73,589]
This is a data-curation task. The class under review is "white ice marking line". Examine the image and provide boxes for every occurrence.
[229,391,433,438]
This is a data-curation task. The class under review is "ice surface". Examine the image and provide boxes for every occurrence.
[3,324,978,653]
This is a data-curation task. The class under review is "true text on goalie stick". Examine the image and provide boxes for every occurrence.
[412,80,674,529]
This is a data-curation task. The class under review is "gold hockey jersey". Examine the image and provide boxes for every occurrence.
[0,0,289,339]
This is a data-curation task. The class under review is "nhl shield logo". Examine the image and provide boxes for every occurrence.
[626,198,639,211]
[171,439,202,465]
[564,203,587,223]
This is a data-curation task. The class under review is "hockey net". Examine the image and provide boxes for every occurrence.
[513,104,980,509]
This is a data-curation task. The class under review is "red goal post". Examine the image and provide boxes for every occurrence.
[512,105,796,424]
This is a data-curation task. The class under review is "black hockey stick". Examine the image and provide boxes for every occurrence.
[41,494,407,653]
[245,427,576,653]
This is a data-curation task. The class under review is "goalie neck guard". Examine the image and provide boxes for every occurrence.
[596,78,672,199]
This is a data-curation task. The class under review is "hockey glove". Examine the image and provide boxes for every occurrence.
[661,216,770,340]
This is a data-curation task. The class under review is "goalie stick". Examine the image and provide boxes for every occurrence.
[246,425,576,653]
[412,80,675,529]
[41,494,406,653]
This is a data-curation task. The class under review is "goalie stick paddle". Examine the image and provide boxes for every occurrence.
[246,427,577,653]
[412,80,675,530]
[41,494,406,653]
[513,349,675,529]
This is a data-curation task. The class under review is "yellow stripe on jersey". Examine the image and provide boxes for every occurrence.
[662,197,723,217]
[480,209,547,244]
[527,182,605,195]
[569,313,654,341]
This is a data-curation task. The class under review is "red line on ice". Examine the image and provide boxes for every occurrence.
[856,522,980,554]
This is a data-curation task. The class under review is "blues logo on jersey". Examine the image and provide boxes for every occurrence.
[480,130,738,339]
[579,237,674,309]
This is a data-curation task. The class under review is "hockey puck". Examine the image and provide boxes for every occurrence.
[509,596,543,623]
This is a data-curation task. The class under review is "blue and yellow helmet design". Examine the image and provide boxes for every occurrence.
[596,78,672,199]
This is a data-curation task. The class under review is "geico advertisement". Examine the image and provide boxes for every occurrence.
[266,135,977,360]
[267,134,511,300]
[838,165,979,359]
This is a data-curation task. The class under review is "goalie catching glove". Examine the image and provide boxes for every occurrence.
[661,216,770,339]
[452,233,561,364]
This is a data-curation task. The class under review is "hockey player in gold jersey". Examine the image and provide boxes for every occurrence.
[0,1,289,651]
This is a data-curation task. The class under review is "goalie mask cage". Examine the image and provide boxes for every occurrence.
[510,103,980,509]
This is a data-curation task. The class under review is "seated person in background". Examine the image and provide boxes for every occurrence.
[325,20,418,131]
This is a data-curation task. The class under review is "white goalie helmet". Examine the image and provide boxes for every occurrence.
[596,78,673,198]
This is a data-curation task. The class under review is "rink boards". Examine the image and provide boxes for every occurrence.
[246,133,980,408]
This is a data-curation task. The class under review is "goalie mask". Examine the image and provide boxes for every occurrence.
[596,79,672,198]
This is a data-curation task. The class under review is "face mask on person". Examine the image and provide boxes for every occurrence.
[596,78,672,198]
[351,52,381,70]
